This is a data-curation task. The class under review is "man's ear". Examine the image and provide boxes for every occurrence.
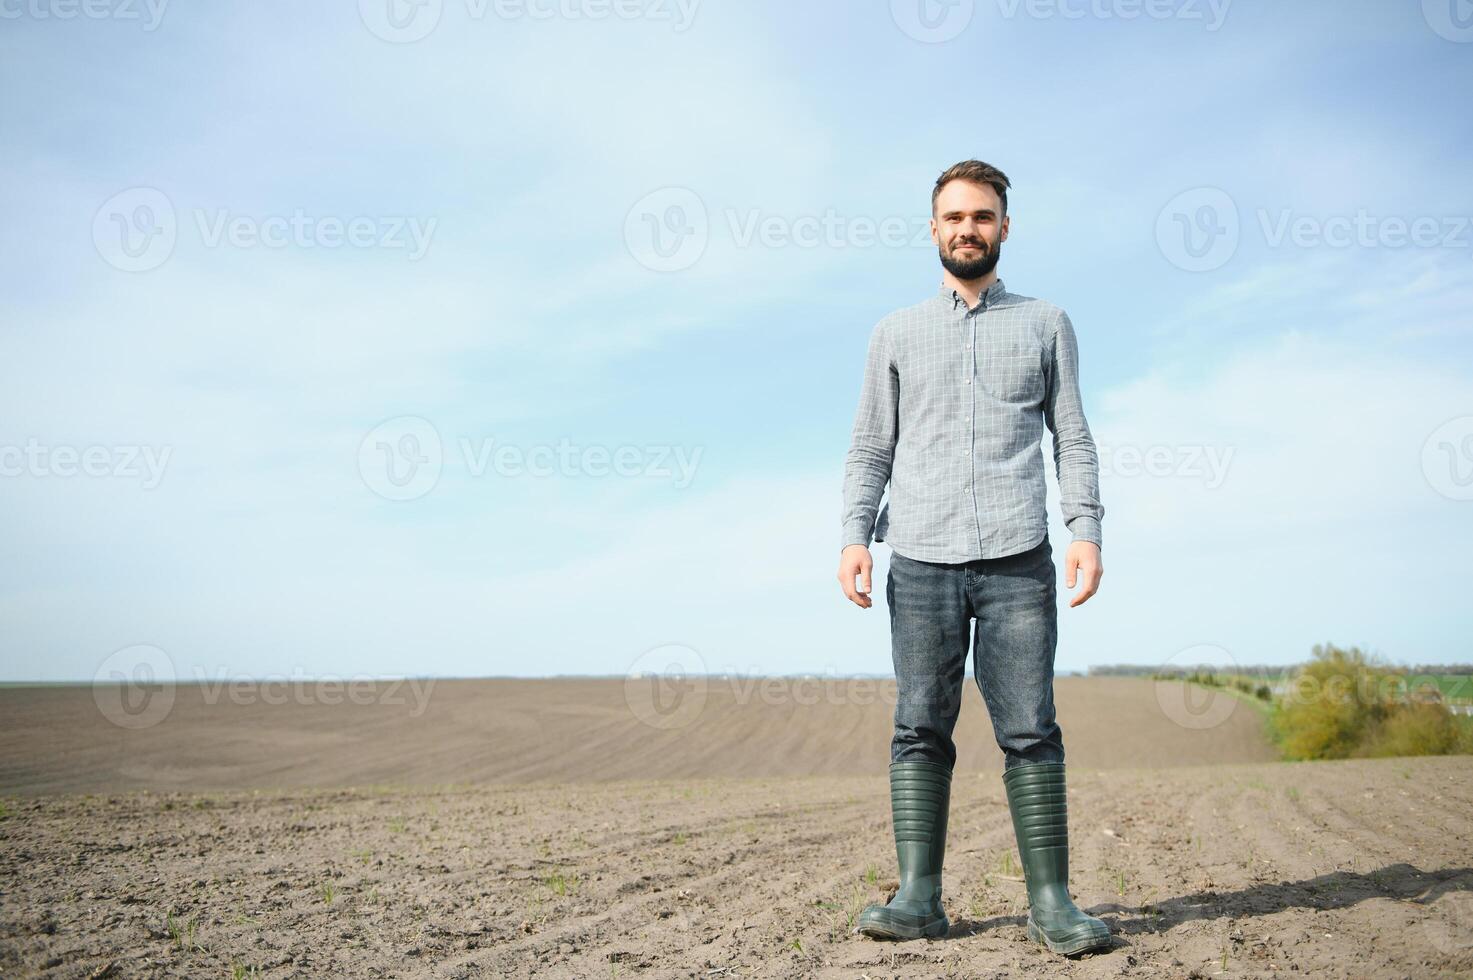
[999,214,1010,242]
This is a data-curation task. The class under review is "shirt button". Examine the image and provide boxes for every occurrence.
[964,378,971,385]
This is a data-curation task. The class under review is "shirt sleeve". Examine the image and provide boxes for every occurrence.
[841,318,898,550]
[1043,308,1104,550]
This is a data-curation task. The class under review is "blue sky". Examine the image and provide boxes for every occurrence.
[2,0,1471,683]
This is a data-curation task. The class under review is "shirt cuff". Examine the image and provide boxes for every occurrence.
[841,522,874,551]
[1066,516,1102,550]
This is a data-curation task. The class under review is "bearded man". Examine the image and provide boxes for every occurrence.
[838,159,1111,956]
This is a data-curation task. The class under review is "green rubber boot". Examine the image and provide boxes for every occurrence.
[857,760,951,941]
[1002,761,1112,956]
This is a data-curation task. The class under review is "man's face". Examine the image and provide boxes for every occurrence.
[932,179,1009,280]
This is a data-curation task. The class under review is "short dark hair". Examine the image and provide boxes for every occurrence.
[932,160,1010,217]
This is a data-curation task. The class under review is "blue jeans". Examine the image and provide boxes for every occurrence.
[886,534,1065,772]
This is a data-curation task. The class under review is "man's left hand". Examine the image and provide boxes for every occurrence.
[1064,541,1102,607]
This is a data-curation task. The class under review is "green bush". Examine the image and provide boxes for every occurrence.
[1272,643,1470,760]
[1362,702,1463,758]
[1273,644,1382,759]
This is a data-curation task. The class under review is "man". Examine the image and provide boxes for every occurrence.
[837,160,1110,956]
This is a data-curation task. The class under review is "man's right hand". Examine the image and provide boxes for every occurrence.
[837,544,874,608]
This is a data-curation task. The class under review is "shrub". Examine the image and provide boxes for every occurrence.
[1273,643,1469,760]
[1361,702,1463,758]
[1273,644,1387,760]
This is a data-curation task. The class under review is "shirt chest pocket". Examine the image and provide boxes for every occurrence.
[979,341,1045,404]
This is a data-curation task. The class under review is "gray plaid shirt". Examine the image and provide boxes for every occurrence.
[841,278,1103,562]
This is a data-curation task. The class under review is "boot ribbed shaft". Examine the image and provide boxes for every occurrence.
[890,760,950,903]
[1001,760,1111,955]
[857,760,953,940]
[891,761,951,845]
[1003,762,1069,867]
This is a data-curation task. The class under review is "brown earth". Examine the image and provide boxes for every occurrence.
[2,678,1471,978]
[0,676,1275,795]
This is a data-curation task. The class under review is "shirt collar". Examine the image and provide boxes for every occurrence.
[938,277,1006,311]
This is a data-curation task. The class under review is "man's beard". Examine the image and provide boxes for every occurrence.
[939,236,1001,280]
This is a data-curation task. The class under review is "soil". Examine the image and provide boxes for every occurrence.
[2,679,1469,978]
[0,676,1276,795]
